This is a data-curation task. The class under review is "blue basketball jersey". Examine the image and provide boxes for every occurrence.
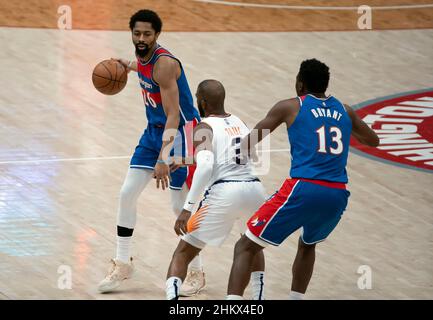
[136,45,200,127]
[288,94,352,183]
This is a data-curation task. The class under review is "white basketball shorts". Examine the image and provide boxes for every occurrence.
[182,178,267,249]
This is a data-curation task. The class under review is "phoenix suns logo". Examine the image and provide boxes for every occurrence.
[350,88,433,173]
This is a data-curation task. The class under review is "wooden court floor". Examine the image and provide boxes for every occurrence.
[0,1,432,299]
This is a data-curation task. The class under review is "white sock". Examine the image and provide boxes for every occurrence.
[188,254,203,271]
[116,236,131,263]
[166,277,182,300]
[288,291,305,300]
[250,271,265,300]
[226,294,243,300]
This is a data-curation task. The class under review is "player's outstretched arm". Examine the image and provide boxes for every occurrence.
[153,56,181,190]
[241,98,299,155]
[111,58,137,73]
[174,150,214,236]
[127,60,138,72]
[345,104,380,147]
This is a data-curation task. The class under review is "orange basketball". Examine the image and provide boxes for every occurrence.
[92,59,128,95]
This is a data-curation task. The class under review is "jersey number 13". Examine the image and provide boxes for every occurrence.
[316,126,344,155]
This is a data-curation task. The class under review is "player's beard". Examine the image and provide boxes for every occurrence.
[135,43,149,58]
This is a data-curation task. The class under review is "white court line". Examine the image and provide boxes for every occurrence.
[0,150,290,165]
[193,0,433,10]
[0,156,130,165]
[261,148,290,152]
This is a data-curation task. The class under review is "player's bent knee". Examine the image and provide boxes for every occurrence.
[119,184,140,201]
[119,189,133,204]
[299,238,316,251]
[234,235,262,255]
[174,240,201,260]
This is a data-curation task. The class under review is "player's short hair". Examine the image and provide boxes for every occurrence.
[129,9,162,33]
[298,59,330,93]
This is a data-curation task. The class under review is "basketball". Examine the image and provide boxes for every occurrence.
[92,59,128,95]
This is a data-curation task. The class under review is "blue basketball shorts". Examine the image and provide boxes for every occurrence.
[246,178,350,246]
[130,119,198,190]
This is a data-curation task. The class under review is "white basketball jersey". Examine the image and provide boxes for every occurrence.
[201,114,257,185]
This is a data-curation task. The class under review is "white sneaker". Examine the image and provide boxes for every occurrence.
[179,270,206,297]
[97,258,134,293]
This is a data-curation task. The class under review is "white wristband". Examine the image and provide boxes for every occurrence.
[183,202,195,212]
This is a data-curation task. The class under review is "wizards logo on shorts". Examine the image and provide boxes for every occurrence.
[350,88,433,173]
[250,217,266,227]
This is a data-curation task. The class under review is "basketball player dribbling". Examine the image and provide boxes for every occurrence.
[98,9,205,296]
[226,59,380,300]
[165,80,267,300]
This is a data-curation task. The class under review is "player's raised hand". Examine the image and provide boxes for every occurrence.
[154,161,170,190]
[174,209,191,236]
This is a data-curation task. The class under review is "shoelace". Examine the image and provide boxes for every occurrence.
[186,272,201,286]
[107,260,118,279]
